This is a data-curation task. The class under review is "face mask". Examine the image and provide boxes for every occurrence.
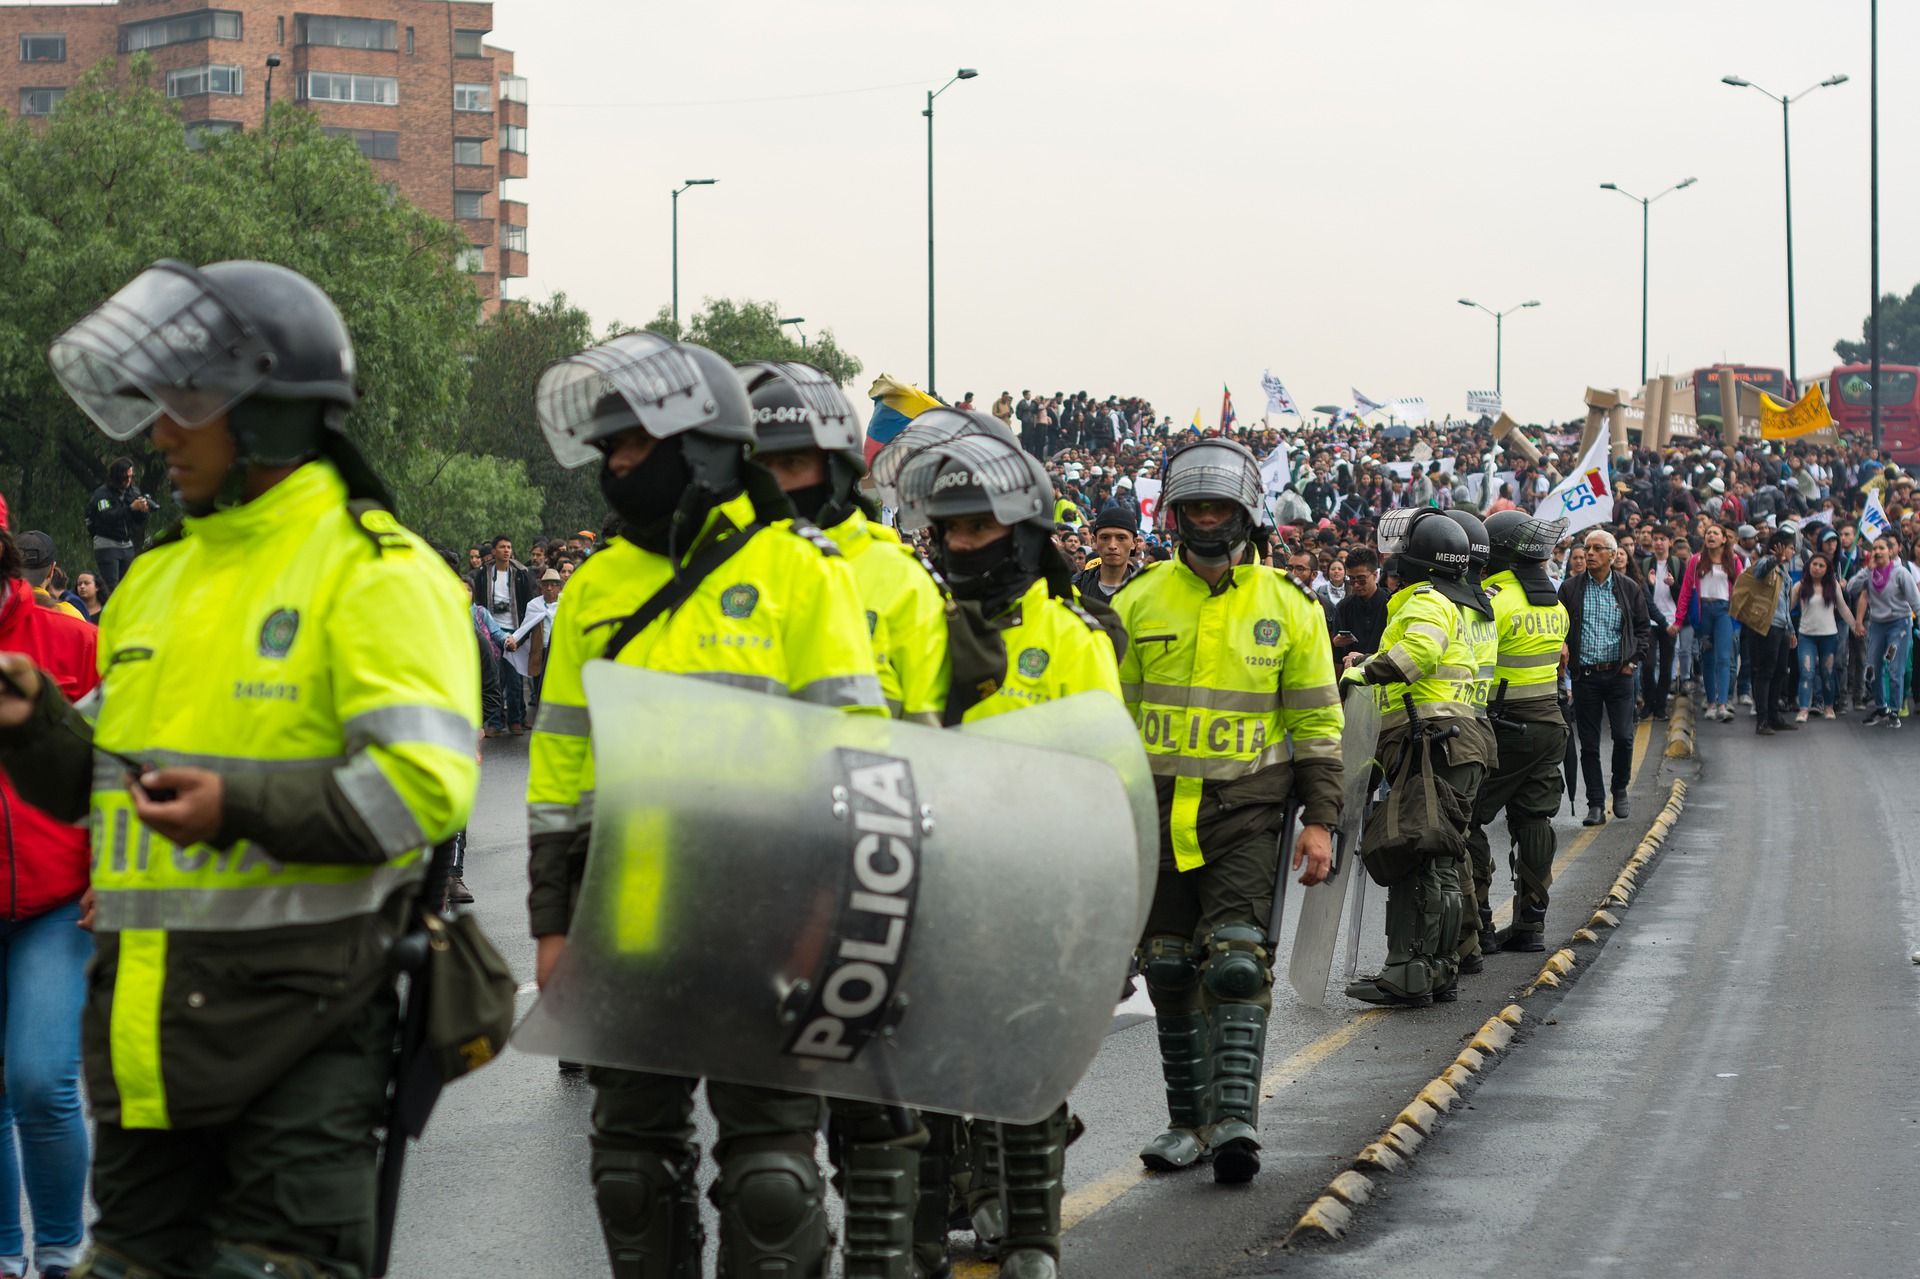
[781,481,834,524]
[599,436,691,550]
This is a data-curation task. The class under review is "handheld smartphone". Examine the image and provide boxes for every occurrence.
[1334,630,1358,645]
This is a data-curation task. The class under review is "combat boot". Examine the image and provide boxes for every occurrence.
[68,1248,164,1279]
[1197,925,1272,1184]
[1499,906,1548,953]
[1477,905,1498,958]
[994,1108,1067,1274]
[1137,937,1211,1171]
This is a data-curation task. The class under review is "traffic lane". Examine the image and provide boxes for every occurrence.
[1263,723,1920,1279]
[399,724,1652,1277]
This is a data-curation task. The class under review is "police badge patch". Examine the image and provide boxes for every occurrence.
[1253,618,1281,647]
[720,584,759,619]
[1017,647,1050,677]
[259,608,300,658]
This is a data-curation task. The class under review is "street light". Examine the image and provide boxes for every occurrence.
[1455,298,1541,396]
[1721,72,1850,382]
[264,53,280,114]
[925,68,978,396]
[1599,177,1697,386]
[780,316,808,350]
[671,179,718,331]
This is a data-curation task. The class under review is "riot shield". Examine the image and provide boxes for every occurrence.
[961,692,1158,939]
[1288,692,1380,1005]
[513,664,1150,1124]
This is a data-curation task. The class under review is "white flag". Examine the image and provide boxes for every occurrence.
[1466,389,1501,418]
[1539,432,1614,534]
[1353,387,1386,416]
[1262,370,1300,416]
[1861,489,1894,541]
[1258,444,1291,524]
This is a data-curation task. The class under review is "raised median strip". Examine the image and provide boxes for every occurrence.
[1284,767,1693,1247]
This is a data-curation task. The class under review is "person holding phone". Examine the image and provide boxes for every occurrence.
[83,457,153,596]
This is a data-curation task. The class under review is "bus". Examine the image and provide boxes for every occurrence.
[1815,364,1920,464]
[1689,365,1792,421]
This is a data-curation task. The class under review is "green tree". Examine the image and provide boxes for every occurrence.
[645,298,863,385]
[393,451,544,554]
[1835,283,1920,365]
[0,60,479,553]
[459,292,603,541]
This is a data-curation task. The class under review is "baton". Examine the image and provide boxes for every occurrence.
[372,837,458,1277]
[1265,799,1303,951]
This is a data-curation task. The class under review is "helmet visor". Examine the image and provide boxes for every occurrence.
[870,408,1012,506]
[1513,516,1569,560]
[1376,508,1422,557]
[48,262,274,441]
[536,333,716,470]
[898,436,1050,531]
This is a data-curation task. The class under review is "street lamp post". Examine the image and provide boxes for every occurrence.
[1871,0,1882,451]
[671,179,718,332]
[780,316,808,351]
[264,53,280,114]
[924,68,978,397]
[1598,178,1697,386]
[1721,73,1850,383]
[1456,298,1541,396]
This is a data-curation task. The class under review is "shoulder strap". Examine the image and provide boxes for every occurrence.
[599,523,765,661]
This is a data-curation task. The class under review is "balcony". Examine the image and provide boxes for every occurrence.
[498,149,526,179]
[498,75,528,103]
[498,97,527,129]
[458,218,494,247]
[499,199,527,227]
[454,163,495,192]
[499,249,528,279]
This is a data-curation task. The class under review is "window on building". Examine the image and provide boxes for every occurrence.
[20,87,64,116]
[454,190,486,219]
[453,29,487,57]
[122,10,242,53]
[323,127,400,161]
[454,137,486,166]
[20,35,66,63]
[167,65,243,99]
[303,72,398,106]
[297,15,397,51]
[456,245,485,274]
[454,82,490,112]
[185,119,242,149]
[498,75,528,103]
[499,124,527,154]
[502,224,527,254]
[275,16,284,44]
[405,26,414,55]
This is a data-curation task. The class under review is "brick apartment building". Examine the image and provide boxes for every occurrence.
[0,0,528,309]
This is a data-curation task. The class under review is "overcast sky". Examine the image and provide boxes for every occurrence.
[485,0,1913,427]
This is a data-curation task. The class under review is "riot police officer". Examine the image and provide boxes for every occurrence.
[0,260,481,1279]
[892,428,1124,1279]
[1437,509,1497,977]
[526,334,886,1277]
[745,362,949,1279]
[1473,512,1572,953]
[1110,439,1341,1184]
[1341,509,1490,1008]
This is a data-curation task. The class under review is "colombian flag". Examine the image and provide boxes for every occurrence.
[1188,408,1204,436]
[864,375,944,463]
[1221,384,1236,434]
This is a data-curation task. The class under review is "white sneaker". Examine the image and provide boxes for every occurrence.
[1739,693,1754,707]
[1794,708,1808,723]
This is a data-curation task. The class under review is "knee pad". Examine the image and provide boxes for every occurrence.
[71,1248,166,1279]
[1199,924,1270,1001]
[1138,934,1201,997]
[591,1146,704,1279]
[711,1148,829,1278]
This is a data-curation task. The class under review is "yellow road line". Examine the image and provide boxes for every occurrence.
[955,721,1653,1270]
[1489,720,1649,928]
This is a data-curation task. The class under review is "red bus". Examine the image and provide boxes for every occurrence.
[1823,364,1920,464]
[1689,365,1792,421]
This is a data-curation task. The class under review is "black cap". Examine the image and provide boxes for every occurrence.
[1092,506,1137,534]
[16,531,53,569]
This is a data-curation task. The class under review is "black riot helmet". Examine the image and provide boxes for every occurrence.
[1438,510,1491,582]
[1484,511,1568,570]
[1162,439,1265,563]
[740,360,871,526]
[49,259,359,469]
[1377,508,1470,585]
[536,333,754,496]
[870,407,1017,526]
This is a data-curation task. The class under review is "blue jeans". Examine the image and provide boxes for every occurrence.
[1796,632,1841,709]
[1696,598,1735,704]
[1865,618,1912,712]
[0,900,92,1275]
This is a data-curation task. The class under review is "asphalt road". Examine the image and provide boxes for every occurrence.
[390,721,1667,1277]
[1272,712,1920,1279]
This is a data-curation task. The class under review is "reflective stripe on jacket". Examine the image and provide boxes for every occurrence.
[1113,559,1342,871]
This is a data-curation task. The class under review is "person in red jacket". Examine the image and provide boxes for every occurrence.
[0,515,97,1279]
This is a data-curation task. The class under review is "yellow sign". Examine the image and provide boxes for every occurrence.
[1758,382,1835,440]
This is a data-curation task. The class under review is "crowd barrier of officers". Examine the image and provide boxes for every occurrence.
[0,258,1576,1279]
